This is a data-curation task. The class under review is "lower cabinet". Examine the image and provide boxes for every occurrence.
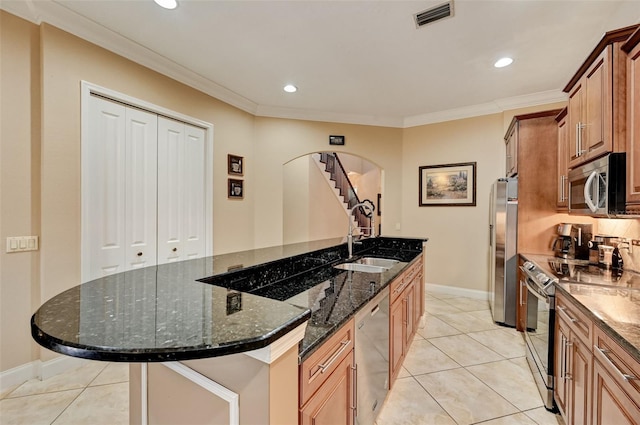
[299,319,355,425]
[554,293,640,425]
[592,327,640,425]
[300,352,355,425]
[389,258,423,387]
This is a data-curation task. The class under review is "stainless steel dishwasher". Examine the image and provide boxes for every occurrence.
[355,286,389,425]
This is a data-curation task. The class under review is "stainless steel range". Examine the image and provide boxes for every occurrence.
[520,258,557,411]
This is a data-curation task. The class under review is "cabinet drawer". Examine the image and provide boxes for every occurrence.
[300,319,355,407]
[593,326,640,407]
[556,293,593,346]
[403,260,422,285]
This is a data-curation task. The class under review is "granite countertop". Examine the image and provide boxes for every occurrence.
[521,253,640,362]
[32,237,426,363]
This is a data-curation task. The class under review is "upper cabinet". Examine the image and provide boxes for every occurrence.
[563,25,638,169]
[622,27,640,213]
[505,122,518,177]
[556,108,569,211]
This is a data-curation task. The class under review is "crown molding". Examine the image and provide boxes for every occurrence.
[403,89,568,128]
[255,105,405,128]
[1,2,568,129]
[1,0,258,115]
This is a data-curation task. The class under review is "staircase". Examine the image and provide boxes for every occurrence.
[314,152,372,236]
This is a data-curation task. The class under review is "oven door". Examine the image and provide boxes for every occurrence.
[522,275,556,411]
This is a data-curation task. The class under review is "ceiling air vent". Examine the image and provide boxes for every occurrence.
[414,1,453,28]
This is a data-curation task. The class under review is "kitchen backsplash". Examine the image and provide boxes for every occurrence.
[597,218,640,273]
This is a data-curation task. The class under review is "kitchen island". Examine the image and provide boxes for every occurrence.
[31,236,426,425]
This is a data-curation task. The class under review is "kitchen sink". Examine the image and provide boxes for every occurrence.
[333,263,388,273]
[355,257,399,268]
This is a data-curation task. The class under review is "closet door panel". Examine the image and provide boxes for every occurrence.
[87,96,126,280]
[125,108,158,270]
[158,118,185,263]
[183,125,206,260]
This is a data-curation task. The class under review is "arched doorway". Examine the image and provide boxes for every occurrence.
[283,152,382,244]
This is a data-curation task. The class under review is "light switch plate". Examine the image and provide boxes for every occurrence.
[6,236,39,253]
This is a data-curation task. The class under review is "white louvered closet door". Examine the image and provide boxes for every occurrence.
[86,95,158,281]
[157,118,206,263]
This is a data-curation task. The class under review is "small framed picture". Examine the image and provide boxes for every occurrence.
[228,154,244,176]
[228,179,244,199]
[329,135,345,146]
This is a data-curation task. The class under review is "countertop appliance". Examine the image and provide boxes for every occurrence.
[355,286,389,425]
[520,258,557,412]
[568,153,626,217]
[552,223,592,260]
[489,178,518,327]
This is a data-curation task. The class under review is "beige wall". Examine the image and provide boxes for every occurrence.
[0,11,42,372]
[401,114,505,292]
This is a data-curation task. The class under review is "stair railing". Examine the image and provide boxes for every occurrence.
[318,152,372,235]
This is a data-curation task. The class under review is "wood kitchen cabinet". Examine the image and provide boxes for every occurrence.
[554,292,640,425]
[554,298,593,425]
[505,122,518,177]
[556,108,569,211]
[622,27,640,214]
[592,326,640,425]
[299,319,355,425]
[389,257,423,387]
[563,25,637,169]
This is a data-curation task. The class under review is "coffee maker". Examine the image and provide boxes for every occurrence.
[552,223,592,260]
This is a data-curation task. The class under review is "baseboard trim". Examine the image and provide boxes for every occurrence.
[1,356,87,393]
[425,282,489,300]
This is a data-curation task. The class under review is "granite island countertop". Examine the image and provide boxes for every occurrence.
[32,236,427,363]
[521,253,640,363]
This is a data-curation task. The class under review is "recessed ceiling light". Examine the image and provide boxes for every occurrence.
[494,57,513,68]
[154,0,177,10]
[284,84,297,93]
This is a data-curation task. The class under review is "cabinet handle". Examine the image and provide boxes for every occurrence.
[172,247,177,252]
[137,252,143,257]
[576,123,581,157]
[560,175,567,202]
[578,122,586,155]
[351,363,358,420]
[594,345,639,382]
[317,340,350,374]
[557,305,579,324]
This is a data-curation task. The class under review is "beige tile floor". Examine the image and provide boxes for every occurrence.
[0,287,565,425]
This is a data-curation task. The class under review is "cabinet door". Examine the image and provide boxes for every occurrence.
[389,298,404,387]
[404,282,416,346]
[627,40,640,210]
[300,352,355,425]
[557,113,569,210]
[568,83,585,168]
[555,315,570,417]
[592,359,640,425]
[505,125,518,177]
[583,48,612,161]
[569,335,592,425]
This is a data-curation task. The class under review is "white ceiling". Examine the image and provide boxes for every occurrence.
[3,0,640,127]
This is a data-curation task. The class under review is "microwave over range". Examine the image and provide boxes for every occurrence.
[568,153,626,217]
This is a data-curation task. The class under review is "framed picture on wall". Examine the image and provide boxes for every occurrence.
[228,179,244,199]
[419,162,476,206]
[228,154,244,176]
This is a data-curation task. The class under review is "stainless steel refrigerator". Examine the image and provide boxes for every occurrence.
[488,178,518,327]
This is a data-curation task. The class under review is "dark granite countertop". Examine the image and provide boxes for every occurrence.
[32,237,426,363]
[521,253,640,363]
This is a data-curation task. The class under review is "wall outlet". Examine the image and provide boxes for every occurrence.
[6,236,39,253]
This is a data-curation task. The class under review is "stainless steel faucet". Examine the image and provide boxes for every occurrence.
[347,200,375,258]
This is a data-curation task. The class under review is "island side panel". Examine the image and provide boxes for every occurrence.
[129,345,299,425]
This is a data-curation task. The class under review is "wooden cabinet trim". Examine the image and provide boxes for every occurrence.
[563,24,639,92]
